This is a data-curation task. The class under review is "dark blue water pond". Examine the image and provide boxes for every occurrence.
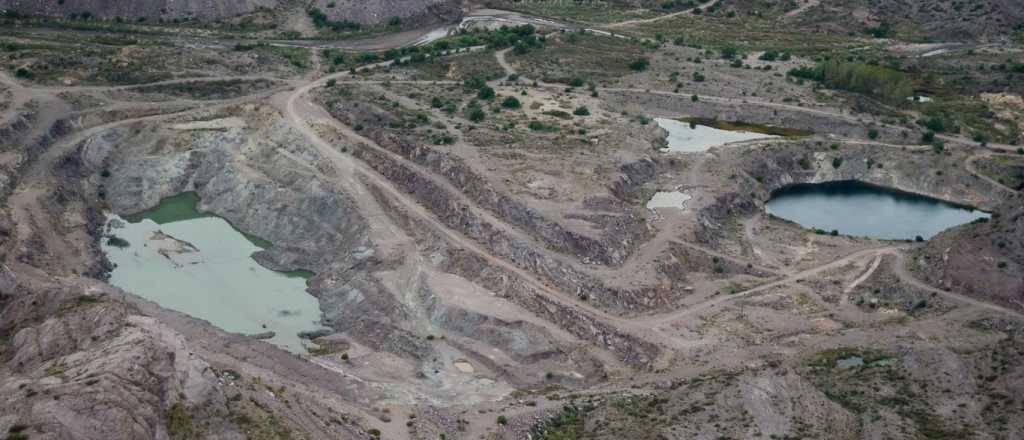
[765,181,989,240]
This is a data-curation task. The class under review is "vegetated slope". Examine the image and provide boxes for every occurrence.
[789,0,1024,40]
[0,0,278,21]
[912,205,1024,312]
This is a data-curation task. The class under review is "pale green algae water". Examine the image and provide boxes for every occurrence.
[655,118,775,152]
[103,193,322,353]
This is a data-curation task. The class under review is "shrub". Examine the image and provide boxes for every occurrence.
[921,116,946,133]
[14,68,31,79]
[798,157,811,169]
[430,96,444,108]
[691,94,699,102]
[466,105,486,123]
[692,72,705,82]
[573,106,590,116]
[501,96,521,109]
[477,86,495,100]
[432,133,456,144]
[326,79,336,87]
[868,128,879,139]
[568,77,584,87]
[497,415,508,426]
[921,131,935,143]
[629,58,650,72]
[720,46,738,59]
[528,120,547,131]
[832,157,844,168]
[759,50,779,61]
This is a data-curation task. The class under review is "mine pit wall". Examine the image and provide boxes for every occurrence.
[604,90,915,145]
[364,181,661,368]
[346,136,677,313]
[320,99,651,267]
[92,124,450,366]
[610,157,660,202]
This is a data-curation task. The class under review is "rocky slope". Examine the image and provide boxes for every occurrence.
[912,204,1024,312]
[0,0,462,26]
[0,0,278,21]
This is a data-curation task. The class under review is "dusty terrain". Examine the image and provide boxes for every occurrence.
[1,2,1023,440]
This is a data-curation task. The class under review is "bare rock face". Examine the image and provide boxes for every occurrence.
[0,272,230,440]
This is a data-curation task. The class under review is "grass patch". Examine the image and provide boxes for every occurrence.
[164,401,199,440]
[509,32,645,85]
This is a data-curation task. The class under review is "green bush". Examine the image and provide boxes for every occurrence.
[497,415,508,426]
[477,86,495,100]
[629,58,650,72]
[573,106,590,116]
[501,96,521,109]
[868,128,879,139]
[466,105,486,122]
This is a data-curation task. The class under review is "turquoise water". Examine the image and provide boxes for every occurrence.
[765,181,990,240]
[103,193,322,353]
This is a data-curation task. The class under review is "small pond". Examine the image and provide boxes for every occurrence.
[765,181,990,240]
[655,118,777,152]
[103,192,322,353]
[646,191,692,210]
